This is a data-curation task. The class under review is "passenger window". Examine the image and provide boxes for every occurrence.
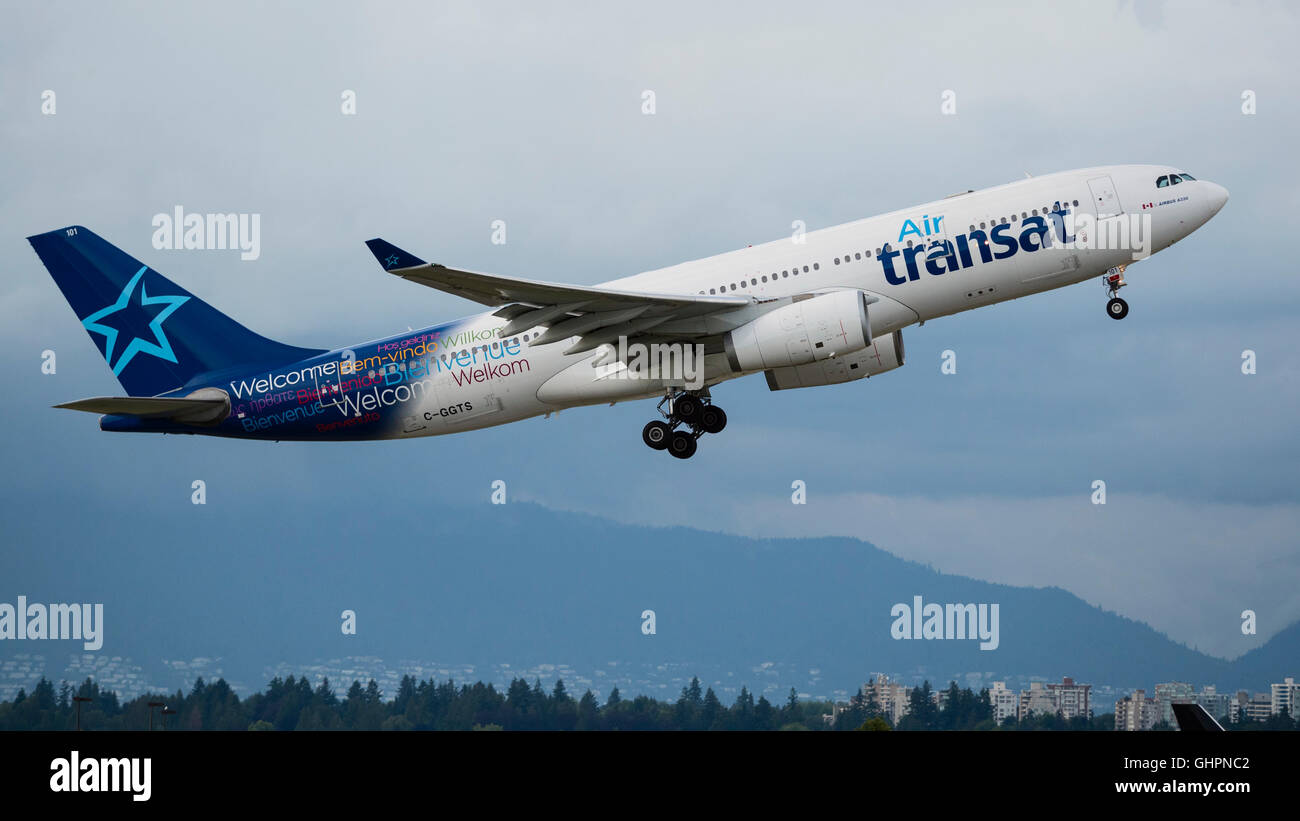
[761,275,768,282]
[834,257,840,265]
[802,265,809,273]
[813,263,819,270]
[709,288,716,294]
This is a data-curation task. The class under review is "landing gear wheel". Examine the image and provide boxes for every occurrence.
[674,394,703,425]
[699,405,727,434]
[667,430,698,459]
[642,420,671,450]
[1107,297,1129,320]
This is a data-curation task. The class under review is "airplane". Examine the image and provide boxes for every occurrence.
[1171,702,1226,732]
[29,164,1227,459]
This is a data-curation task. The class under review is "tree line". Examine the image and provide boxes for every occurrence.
[0,675,830,731]
[2,674,1294,731]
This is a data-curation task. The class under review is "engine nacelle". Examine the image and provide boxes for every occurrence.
[765,330,905,391]
[723,289,872,373]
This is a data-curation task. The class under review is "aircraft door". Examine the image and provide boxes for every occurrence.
[1088,175,1124,219]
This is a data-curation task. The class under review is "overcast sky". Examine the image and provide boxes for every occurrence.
[2,0,1297,661]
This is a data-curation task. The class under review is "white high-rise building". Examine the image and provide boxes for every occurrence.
[1048,676,1092,720]
[1195,686,1231,723]
[1270,677,1299,718]
[988,681,1018,725]
[863,674,911,726]
[1232,691,1273,723]
[1019,682,1056,720]
[1116,690,1159,731]
[1153,682,1195,727]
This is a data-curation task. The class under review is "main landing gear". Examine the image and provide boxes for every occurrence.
[641,390,727,460]
[1103,266,1129,320]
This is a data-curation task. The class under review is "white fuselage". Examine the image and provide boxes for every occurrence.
[369,164,1227,437]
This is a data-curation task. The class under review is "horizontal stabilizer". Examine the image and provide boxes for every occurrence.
[55,391,230,426]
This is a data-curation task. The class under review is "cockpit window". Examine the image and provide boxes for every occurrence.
[1180,173,1196,182]
[1169,174,1182,185]
[1156,175,1170,188]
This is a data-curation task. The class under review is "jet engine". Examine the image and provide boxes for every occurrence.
[723,289,873,372]
[764,330,905,390]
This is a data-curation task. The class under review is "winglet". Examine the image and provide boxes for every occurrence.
[365,238,427,271]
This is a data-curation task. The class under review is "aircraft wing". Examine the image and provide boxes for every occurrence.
[365,238,752,354]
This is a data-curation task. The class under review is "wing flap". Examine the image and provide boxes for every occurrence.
[498,302,592,338]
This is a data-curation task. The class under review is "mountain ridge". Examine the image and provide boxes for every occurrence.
[1,492,1293,697]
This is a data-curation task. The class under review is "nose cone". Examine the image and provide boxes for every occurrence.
[1206,182,1229,217]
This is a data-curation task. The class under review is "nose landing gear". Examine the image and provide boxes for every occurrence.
[1103,267,1129,320]
[641,390,726,459]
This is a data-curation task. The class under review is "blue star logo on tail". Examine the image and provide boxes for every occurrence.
[384,254,400,268]
[82,266,190,376]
